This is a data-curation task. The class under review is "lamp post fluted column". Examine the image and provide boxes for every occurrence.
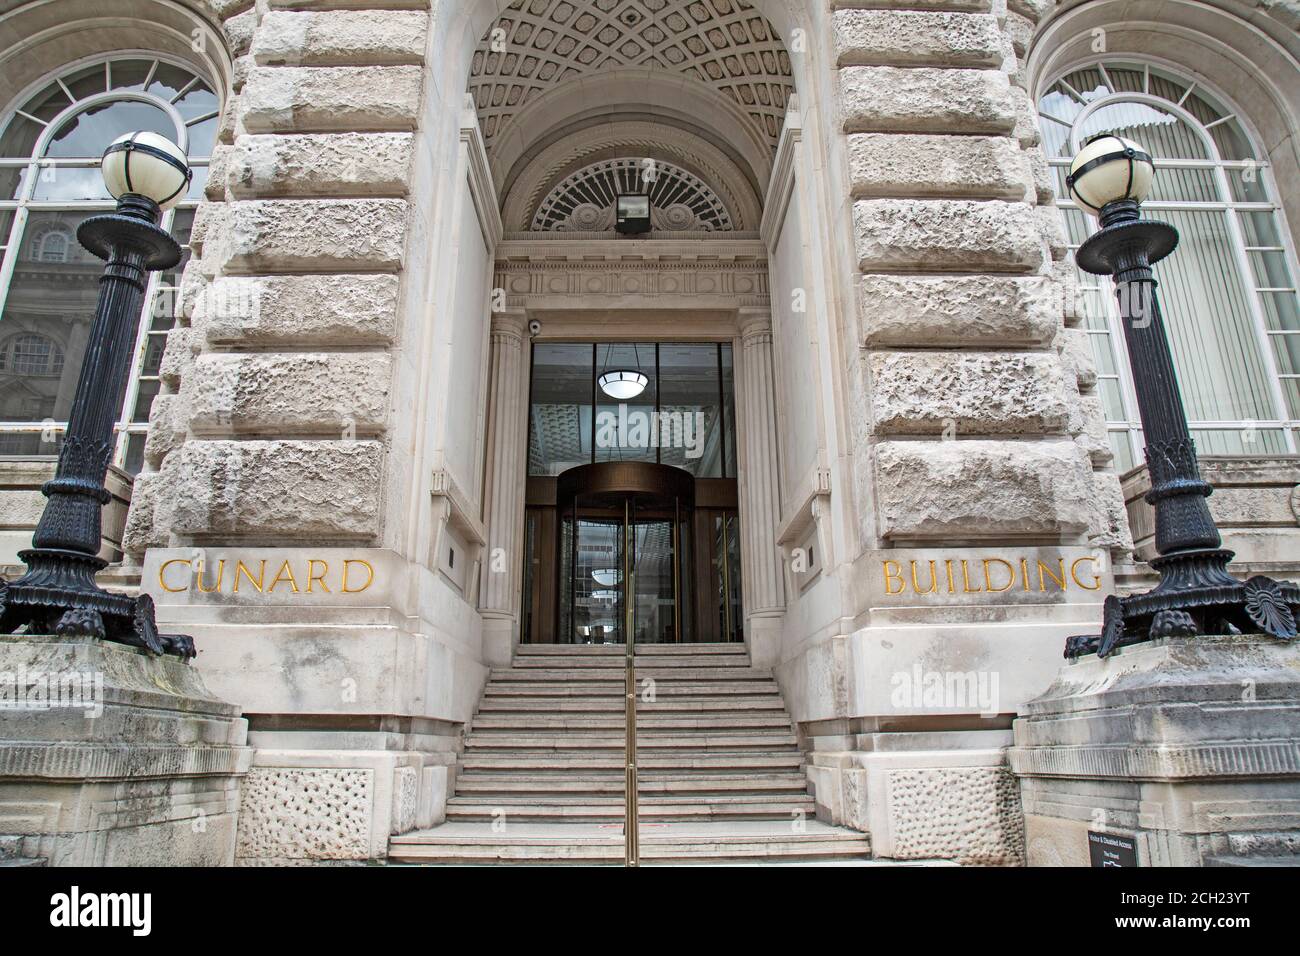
[0,132,195,657]
[1063,135,1299,657]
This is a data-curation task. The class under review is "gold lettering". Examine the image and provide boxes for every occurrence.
[195,559,226,594]
[1019,557,1031,591]
[944,559,956,593]
[882,560,906,596]
[909,560,939,595]
[234,559,266,594]
[1071,556,1102,590]
[307,559,331,593]
[268,560,301,593]
[960,559,982,593]
[158,558,191,593]
[982,558,1015,593]
[342,558,374,593]
[1037,559,1067,592]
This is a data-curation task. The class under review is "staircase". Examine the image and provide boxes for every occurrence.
[390,643,872,864]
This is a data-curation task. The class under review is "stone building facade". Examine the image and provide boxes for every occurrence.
[0,0,1298,864]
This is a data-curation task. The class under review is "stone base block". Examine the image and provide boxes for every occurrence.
[233,748,455,863]
[807,730,1025,866]
[0,635,252,866]
[1009,634,1300,866]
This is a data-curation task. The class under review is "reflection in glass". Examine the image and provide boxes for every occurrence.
[595,342,656,466]
[528,344,593,476]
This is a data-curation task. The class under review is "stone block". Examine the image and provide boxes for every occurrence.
[215,199,407,273]
[1072,391,1114,467]
[1036,203,1069,259]
[832,0,991,8]
[839,66,1014,134]
[853,199,1043,273]
[144,390,188,467]
[158,325,197,387]
[187,352,391,435]
[197,274,400,345]
[227,132,414,197]
[833,10,1003,68]
[868,350,1072,435]
[267,0,430,7]
[168,439,383,538]
[860,274,1062,347]
[1087,468,1132,552]
[873,438,1094,539]
[223,7,258,57]
[848,133,1031,200]
[240,65,423,133]
[0,635,251,866]
[1002,10,1034,58]
[1054,326,1097,390]
[1007,0,1052,21]
[251,10,428,67]
[122,469,172,554]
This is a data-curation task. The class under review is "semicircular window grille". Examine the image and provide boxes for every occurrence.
[530,158,734,233]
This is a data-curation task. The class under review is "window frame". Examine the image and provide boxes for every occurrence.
[0,52,215,472]
[1039,55,1300,466]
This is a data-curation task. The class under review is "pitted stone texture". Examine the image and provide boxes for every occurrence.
[227,133,413,197]
[1055,326,1097,390]
[1007,0,1053,21]
[251,10,428,66]
[168,439,382,538]
[833,0,991,8]
[240,65,422,133]
[197,274,399,345]
[1009,85,1041,148]
[853,199,1043,273]
[1036,204,1069,259]
[188,352,391,435]
[885,767,1025,865]
[849,133,1031,200]
[158,326,198,388]
[833,10,1004,68]
[216,199,407,273]
[874,439,1093,539]
[236,768,371,860]
[1002,10,1033,58]
[224,8,258,58]
[1072,391,1114,466]
[1088,469,1133,552]
[840,67,1014,134]
[267,0,431,7]
[122,469,173,553]
[869,351,1072,435]
[203,0,254,19]
[860,274,1062,347]
[206,144,232,201]
[144,391,188,467]
[1026,146,1055,204]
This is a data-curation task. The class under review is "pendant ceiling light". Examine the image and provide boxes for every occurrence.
[597,343,648,400]
[592,568,622,586]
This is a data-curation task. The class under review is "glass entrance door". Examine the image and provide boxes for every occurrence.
[561,484,687,644]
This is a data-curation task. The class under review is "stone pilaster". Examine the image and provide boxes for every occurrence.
[736,308,785,666]
[479,309,529,666]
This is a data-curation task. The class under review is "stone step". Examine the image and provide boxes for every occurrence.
[460,752,804,771]
[470,712,785,728]
[448,792,812,809]
[516,643,746,656]
[445,799,816,822]
[481,680,779,696]
[510,654,753,669]
[389,821,871,864]
[489,667,772,682]
[464,732,798,749]
[454,772,809,794]
[475,695,787,713]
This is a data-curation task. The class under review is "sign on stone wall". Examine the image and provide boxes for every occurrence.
[142,548,403,606]
[864,547,1111,608]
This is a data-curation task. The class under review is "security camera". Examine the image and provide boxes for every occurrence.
[528,319,542,337]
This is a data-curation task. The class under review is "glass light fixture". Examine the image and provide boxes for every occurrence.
[597,368,648,400]
[592,568,622,586]
[591,589,619,602]
[100,131,191,211]
[1066,133,1154,214]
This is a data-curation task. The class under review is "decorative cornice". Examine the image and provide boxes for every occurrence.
[760,100,802,251]
[431,467,486,547]
[459,95,503,249]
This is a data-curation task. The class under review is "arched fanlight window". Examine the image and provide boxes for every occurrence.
[1038,59,1300,468]
[0,54,218,472]
[1,332,64,377]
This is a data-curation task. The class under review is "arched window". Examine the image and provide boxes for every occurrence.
[1038,59,1300,469]
[0,54,218,470]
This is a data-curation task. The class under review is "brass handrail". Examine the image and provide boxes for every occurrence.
[623,498,639,866]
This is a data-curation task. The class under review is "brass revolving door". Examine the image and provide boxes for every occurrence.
[557,462,693,645]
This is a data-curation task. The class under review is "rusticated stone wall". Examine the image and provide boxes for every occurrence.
[834,0,1125,555]
[126,2,430,552]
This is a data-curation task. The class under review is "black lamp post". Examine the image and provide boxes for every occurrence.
[1064,134,1299,657]
[0,131,195,658]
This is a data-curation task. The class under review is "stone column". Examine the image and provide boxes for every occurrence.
[479,309,529,666]
[737,308,785,666]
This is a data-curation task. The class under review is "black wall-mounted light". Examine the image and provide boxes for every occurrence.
[615,194,651,235]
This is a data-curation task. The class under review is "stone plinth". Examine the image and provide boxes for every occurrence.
[1009,635,1300,866]
[0,635,252,866]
